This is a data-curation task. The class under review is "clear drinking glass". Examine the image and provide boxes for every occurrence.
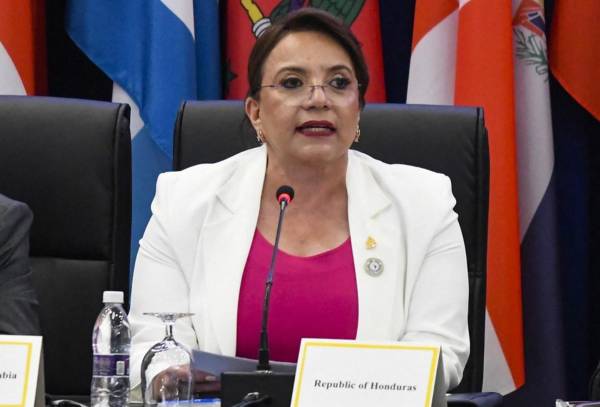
[140,312,194,406]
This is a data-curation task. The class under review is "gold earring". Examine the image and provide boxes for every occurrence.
[256,129,264,144]
[354,125,361,143]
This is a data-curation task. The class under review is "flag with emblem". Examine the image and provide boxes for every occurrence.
[66,0,220,275]
[225,0,386,102]
[508,0,566,403]
[0,0,45,96]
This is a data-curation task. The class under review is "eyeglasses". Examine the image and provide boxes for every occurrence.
[257,76,361,106]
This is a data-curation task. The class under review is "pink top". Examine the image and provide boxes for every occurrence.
[236,230,358,363]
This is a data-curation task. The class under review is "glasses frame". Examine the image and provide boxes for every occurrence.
[255,81,362,105]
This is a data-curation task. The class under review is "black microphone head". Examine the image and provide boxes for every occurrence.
[276,185,294,204]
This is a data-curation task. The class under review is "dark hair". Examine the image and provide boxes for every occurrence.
[246,8,369,108]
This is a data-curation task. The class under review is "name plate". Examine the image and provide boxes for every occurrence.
[0,335,44,407]
[291,339,446,407]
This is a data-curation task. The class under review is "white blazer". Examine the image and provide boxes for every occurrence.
[129,145,469,391]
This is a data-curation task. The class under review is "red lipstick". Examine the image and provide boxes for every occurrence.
[296,120,336,137]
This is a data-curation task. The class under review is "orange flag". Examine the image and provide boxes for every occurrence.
[224,0,385,102]
[454,0,524,391]
[408,0,524,393]
[0,0,46,95]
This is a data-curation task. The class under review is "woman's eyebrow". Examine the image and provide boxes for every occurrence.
[274,66,307,76]
[326,64,354,74]
[274,64,354,76]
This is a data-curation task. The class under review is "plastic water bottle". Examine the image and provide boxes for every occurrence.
[90,291,131,407]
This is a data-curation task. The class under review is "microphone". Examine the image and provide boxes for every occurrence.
[276,185,294,208]
[221,186,297,407]
[257,185,294,371]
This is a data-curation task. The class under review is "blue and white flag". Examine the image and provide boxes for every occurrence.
[66,0,221,278]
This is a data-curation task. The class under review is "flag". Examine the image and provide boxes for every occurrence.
[224,0,386,102]
[504,0,567,404]
[549,0,600,121]
[408,0,525,394]
[195,0,222,100]
[0,0,45,95]
[548,0,600,398]
[66,0,220,276]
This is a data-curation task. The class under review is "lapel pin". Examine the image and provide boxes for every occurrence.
[364,257,384,277]
[366,236,377,250]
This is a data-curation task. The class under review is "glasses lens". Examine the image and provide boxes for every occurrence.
[281,83,358,106]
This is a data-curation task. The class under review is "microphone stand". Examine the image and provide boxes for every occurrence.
[257,195,288,372]
[221,187,296,407]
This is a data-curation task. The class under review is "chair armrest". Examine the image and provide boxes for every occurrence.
[447,392,503,407]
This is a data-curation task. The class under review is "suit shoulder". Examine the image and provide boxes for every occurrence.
[350,150,452,194]
[0,195,32,251]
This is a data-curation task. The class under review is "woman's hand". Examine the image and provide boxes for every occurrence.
[191,367,221,395]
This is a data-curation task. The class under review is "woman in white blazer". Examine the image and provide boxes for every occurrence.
[129,8,469,398]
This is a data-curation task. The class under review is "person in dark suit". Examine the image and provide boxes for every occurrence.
[0,193,41,335]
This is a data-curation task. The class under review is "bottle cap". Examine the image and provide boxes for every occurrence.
[103,291,124,304]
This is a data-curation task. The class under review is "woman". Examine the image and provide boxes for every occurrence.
[129,7,469,395]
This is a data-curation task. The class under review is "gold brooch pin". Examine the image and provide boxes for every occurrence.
[366,236,377,250]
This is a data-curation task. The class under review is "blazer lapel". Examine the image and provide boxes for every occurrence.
[200,147,266,355]
[347,152,405,340]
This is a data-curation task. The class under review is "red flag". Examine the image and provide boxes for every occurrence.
[225,0,385,102]
[549,0,600,121]
[0,0,46,95]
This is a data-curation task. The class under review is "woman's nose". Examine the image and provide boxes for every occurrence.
[305,85,330,108]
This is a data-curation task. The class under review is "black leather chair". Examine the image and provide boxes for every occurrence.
[172,100,489,395]
[0,96,132,400]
